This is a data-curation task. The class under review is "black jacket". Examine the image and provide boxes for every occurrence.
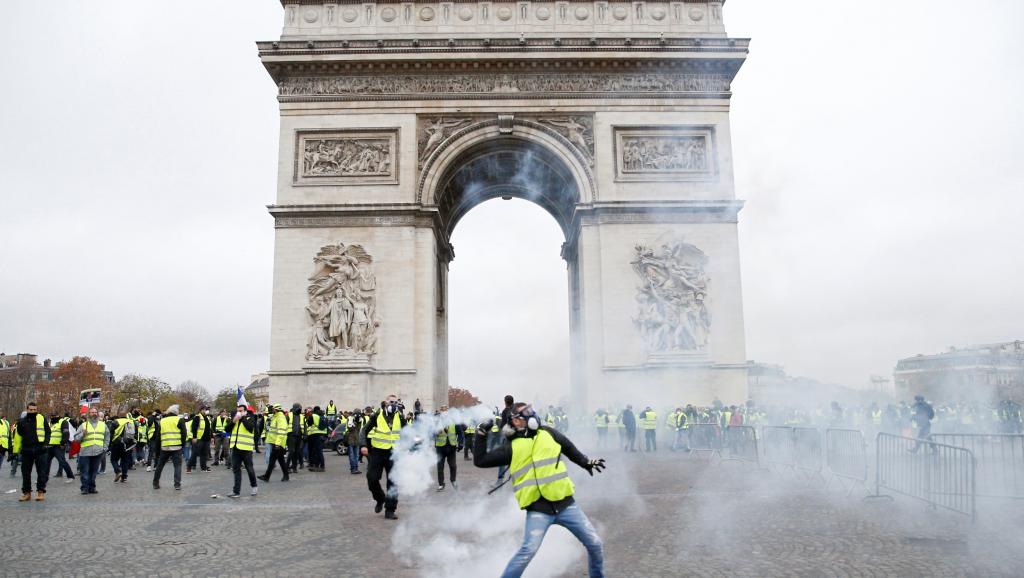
[16,413,51,451]
[473,426,590,514]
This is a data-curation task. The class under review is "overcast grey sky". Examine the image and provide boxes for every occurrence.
[1,1,1021,403]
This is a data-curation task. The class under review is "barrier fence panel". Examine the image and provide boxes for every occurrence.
[931,434,1024,498]
[761,426,796,471]
[721,425,759,466]
[825,428,868,494]
[792,427,825,484]
[686,424,722,459]
[874,433,976,520]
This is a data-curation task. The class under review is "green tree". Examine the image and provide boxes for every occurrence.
[213,387,237,412]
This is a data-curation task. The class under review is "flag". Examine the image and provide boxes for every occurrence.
[237,386,253,412]
[79,398,89,415]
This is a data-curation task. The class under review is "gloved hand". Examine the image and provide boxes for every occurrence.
[477,423,491,435]
[584,458,606,476]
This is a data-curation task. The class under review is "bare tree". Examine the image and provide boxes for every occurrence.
[175,380,212,410]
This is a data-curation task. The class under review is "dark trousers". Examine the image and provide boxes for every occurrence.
[644,429,657,451]
[111,442,133,478]
[147,440,161,466]
[463,442,473,460]
[625,428,637,451]
[21,447,49,494]
[287,435,303,472]
[308,435,325,469]
[232,449,257,494]
[79,454,101,493]
[437,445,457,485]
[263,445,289,479]
[153,449,182,488]
[48,446,74,478]
[189,439,210,471]
[366,447,397,513]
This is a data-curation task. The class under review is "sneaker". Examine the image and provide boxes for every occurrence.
[227,493,240,499]
[186,469,192,474]
[202,468,212,472]
[374,500,384,514]
[81,490,89,495]
[250,487,258,496]
[437,483,445,492]
[257,475,270,482]
[384,511,398,520]
[113,474,121,483]
[451,481,458,490]
[351,470,361,475]
[65,478,75,484]
[281,477,289,482]
[174,485,182,491]
[88,489,98,494]
[146,466,152,472]
[153,483,160,490]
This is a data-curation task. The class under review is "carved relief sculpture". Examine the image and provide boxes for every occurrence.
[631,237,710,353]
[295,130,398,185]
[418,116,472,167]
[306,243,380,361]
[534,116,594,166]
[280,72,731,99]
[615,126,717,181]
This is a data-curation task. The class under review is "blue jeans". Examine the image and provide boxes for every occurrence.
[348,444,360,472]
[79,454,102,492]
[501,504,604,578]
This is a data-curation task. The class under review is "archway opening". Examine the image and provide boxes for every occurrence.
[434,137,580,240]
[438,137,580,406]
[448,198,570,405]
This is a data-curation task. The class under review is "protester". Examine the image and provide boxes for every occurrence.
[360,394,406,519]
[13,403,50,501]
[75,406,108,495]
[152,405,187,490]
[226,403,258,498]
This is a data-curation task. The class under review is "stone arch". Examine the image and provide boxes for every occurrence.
[418,118,596,239]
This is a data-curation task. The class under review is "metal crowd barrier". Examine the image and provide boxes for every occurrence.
[931,434,1024,498]
[873,433,976,520]
[825,428,869,494]
[792,427,826,484]
[760,426,796,472]
[686,423,722,459]
[720,425,760,466]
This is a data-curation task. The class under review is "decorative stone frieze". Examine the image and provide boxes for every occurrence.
[294,129,399,185]
[279,72,730,101]
[613,125,716,181]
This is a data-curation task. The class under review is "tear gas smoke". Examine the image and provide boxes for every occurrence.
[387,403,638,577]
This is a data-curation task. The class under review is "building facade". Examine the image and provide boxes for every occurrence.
[894,341,1024,403]
[261,0,750,412]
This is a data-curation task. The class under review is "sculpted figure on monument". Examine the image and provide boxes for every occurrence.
[419,117,472,165]
[622,136,707,173]
[306,243,380,360]
[631,238,711,352]
[538,116,594,165]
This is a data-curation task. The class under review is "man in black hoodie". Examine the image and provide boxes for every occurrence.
[473,402,606,577]
[14,403,50,501]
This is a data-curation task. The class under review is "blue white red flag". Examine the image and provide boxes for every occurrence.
[237,386,253,412]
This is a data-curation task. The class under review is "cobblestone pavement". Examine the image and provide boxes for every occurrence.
[1,446,1023,577]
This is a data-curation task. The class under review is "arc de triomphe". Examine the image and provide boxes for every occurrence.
[261,0,749,411]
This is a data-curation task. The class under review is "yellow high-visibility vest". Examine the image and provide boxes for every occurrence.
[160,415,183,448]
[230,420,255,451]
[368,411,402,450]
[81,420,107,449]
[510,430,574,509]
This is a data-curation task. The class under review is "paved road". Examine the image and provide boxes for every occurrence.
[1,446,1022,577]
